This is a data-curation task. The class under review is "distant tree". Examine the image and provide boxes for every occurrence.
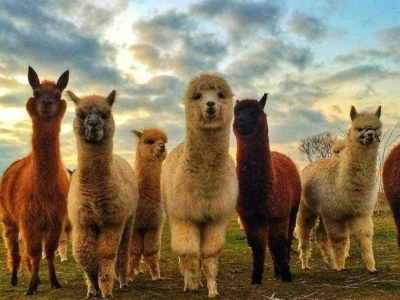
[299,131,338,162]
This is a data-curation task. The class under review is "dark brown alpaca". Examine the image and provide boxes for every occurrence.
[383,143,400,247]
[233,94,301,284]
[0,66,69,295]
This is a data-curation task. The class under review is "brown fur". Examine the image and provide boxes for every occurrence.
[296,106,382,273]
[0,66,69,295]
[128,127,168,281]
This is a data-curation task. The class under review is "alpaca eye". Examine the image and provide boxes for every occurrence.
[77,112,86,119]
[218,92,225,99]
[146,139,155,145]
[100,113,108,120]
[33,91,39,98]
[193,93,202,100]
[357,128,363,132]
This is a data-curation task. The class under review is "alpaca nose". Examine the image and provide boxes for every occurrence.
[207,101,215,107]
[159,144,166,153]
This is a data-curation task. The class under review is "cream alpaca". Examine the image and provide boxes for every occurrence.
[296,106,382,273]
[128,127,168,281]
[67,90,138,299]
[161,73,238,298]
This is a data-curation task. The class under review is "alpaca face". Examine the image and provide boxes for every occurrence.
[134,129,168,162]
[233,99,266,136]
[28,67,69,118]
[349,106,382,146]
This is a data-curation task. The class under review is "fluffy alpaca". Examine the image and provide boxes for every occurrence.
[161,73,238,298]
[67,90,138,298]
[382,142,400,247]
[128,127,168,281]
[331,139,346,158]
[233,94,301,284]
[296,106,382,273]
[0,66,69,295]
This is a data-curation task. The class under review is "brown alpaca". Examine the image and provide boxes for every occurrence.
[383,142,400,247]
[0,66,69,295]
[128,127,168,281]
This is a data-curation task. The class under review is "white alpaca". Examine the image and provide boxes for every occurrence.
[67,90,138,299]
[295,106,382,273]
[161,73,238,298]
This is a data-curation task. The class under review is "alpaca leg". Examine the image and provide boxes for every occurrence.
[170,217,201,292]
[287,205,299,262]
[200,219,228,297]
[388,196,400,247]
[128,229,144,281]
[143,227,163,280]
[351,216,377,273]
[1,220,21,286]
[116,217,134,289]
[22,230,43,295]
[246,226,267,285]
[316,218,334,266]
[325,219,349,271]
[72,227,100,297]
[97,227,123,298]
[57,229,69,262]
[295,202,318,270]
[43,223,64,289]
[268,219,292,282]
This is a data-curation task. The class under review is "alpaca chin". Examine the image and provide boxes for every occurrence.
[85,130,104,142]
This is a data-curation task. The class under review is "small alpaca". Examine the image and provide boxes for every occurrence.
[296,106,382,273]
[128,127,168,281]
[382,142,400,247]
[161,73,238,298]
[331,139,346,158]
[67,90,139,298]
[233,94,301,284]
[0,66,69,295]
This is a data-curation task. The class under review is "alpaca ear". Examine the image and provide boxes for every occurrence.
[28,66,40,89]
[259,93,268,109]
[350,106,358,121]
[375,106,381,119]
[57,70,69,91]
[66,91,80,105]
[131,129,143,139]
[106,90,116,107]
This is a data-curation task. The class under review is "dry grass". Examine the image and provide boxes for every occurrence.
[0,201,399,299]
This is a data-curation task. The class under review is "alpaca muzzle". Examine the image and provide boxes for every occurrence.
[84,115,104,142]
[360,127,380,144]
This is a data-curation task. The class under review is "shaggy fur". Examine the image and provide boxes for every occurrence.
[0,66,70,295]
[128,127,168,281]
[233,94,301,284]
[161,73,238,298]
[296,106,382,273]
[382,142,400,247]
[67,90,138,299]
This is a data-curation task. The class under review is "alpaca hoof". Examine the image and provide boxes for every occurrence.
[10,277,18,286]
[250,279,262,285]
[368,269,378,274]
[120,283,128,290]
[87,290,100,298]
[25,288,37,296]
[282,273,292,282]
[153,277,163,281]
[337,268,347,272]
[302,267,311,271]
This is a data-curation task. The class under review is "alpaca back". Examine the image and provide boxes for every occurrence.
[383,143,400,206]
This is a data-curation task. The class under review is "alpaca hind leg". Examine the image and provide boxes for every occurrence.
[116,217,134,289]
[325,219,349,271]
[316,218,334,266]
[143,228,163,280]
[44,224,64,289]
[287,205,299,263]
[170,217,201,292]
[97,227,123,298]
[246,226,267,285]
[351,216,377,273]
[268,219,292,282]
[295,202,318,270]
[2,220,21,286]
[57,228,69,262]
[128,229,144,281]
[200,219,229,297]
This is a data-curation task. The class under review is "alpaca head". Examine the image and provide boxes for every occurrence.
[331,139,346,157]
[67,90,116,144]
[349,106,382,146]
[184,73,234,131]
[27,66,69,119]
[132,127,168,162]
[233,93,268,136]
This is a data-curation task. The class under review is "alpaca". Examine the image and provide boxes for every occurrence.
[382,142,400,247]
[296,106,382,273]
[67,90,138,299]
[233,94,301,284]
[128,127,168,281]
[161,73,238,298]
[0,66,69,295]
[331,139,346,158]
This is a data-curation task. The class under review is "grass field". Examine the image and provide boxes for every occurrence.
[0,201,399,300]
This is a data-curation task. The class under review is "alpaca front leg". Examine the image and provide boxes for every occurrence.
[351,216,377,273]
[325,220,349,271]
[143,227,163,280]
[315,218,335,266]
[2,220,21,286]
[201,219,228,296]
[170,217,201,292]
[116,217,134,289]
[128,230,143,281]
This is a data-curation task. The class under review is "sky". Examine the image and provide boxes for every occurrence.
[0,0,399,173]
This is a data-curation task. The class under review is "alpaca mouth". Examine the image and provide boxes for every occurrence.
[85,129,104,142]
[205,107,217,117]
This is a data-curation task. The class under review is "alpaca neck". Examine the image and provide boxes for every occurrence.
[185,127,231,166]
[77,140,113,182]
[135,158,162,191]
[31,118,62,180]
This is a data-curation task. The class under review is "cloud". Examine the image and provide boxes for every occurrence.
[287,11,327,41]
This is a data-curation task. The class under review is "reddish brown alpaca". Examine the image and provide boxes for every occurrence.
[383,143,400,247]
[0,67,69,295]
[233,94,301,284]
